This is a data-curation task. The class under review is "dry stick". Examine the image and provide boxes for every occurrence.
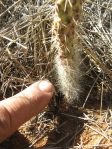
[2,5,52,38]
[1,11,52,49]
[49,133,70,147]
[96,126,110,148]
[100,81,104,115]
[0,34,31,75]
[33,28,38,66]
[78,30,112,80]
[11,77,34,84]
[29,129,48,148]
[31,15,38,67]
[40,17,48,53]
[0,0,21,17]
[0,34,27,50]
[4,40,33,83]
[42,147,65,149]
[0,1,5,7]
[85,123,109,141]
[29,124,55,148]
[70,143,112,149]
[6,48,30,76]
[85,48,112,80]
[62,110,112,143]
[82,73,100,108]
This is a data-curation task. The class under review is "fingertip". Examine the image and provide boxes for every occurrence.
[38,80,54,93]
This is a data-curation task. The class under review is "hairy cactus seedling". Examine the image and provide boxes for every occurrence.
[52,0,83,103]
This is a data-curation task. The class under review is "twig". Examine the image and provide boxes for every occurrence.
[0,0,21,17]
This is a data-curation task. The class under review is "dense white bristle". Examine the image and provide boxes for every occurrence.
[55,48,80,103]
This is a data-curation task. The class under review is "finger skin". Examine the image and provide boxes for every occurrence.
[0,80,54,143]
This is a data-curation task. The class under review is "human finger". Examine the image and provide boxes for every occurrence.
[0,80,54,142]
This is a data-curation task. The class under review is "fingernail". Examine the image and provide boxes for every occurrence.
[39,80,54,93]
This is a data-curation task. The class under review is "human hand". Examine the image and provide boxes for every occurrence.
[0,80,54,143]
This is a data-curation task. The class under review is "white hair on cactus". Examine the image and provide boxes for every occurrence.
[55,47,80,103]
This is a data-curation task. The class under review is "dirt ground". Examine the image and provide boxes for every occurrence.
[0,93,112,149]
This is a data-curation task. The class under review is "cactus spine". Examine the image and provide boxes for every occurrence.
[52,0,83,103]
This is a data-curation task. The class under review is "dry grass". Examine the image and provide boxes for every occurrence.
[79,0,112,79]
[0,0,55,98]
[0,0,112,149]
